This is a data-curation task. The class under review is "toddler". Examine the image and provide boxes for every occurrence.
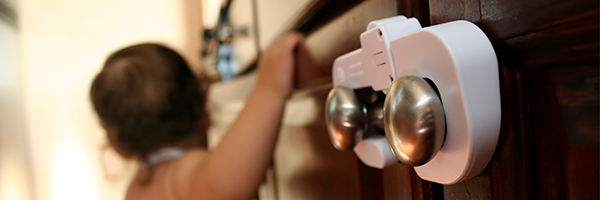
[91,33,303,200]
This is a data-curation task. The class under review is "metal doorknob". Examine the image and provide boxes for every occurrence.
[325,86,366,150]
[326,87,387,150]
[383,76,446,166]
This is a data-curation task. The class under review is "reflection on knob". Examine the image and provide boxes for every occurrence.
[325,87,366,150]
[383,76,446,166]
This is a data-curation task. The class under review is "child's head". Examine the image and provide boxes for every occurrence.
[91,43,207,162]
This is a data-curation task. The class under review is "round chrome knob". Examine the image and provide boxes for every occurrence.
[325,86,366,150]
[383,76,446,166]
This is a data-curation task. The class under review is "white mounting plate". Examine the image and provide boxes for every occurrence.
[389,21,501,184]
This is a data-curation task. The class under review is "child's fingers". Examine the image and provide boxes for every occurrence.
[279,32,304,53]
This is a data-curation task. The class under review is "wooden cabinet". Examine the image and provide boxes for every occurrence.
[212,0,599,199]
[286,0,598,199]
[429,0,599,199]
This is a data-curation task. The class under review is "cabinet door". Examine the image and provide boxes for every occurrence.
[268,0,598,199]
[428,0,599,199]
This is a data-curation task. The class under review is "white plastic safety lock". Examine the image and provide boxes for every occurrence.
[333,16,422,93]
[325,16,501,184]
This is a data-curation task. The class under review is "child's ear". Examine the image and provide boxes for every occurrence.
[100,122,133,159]
[99,120,114,134]
[99,121,119,148]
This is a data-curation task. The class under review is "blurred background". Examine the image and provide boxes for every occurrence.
[0,0,201,199]
[0,0,338,199]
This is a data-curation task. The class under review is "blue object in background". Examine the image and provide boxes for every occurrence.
[216,43,240,81]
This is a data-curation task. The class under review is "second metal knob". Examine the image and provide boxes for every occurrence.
[383,76,446,166]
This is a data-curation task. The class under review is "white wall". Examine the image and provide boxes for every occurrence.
[18,1,188,199]
[256,0,311,50]
[202,0,224,29]
[0,17,34,200]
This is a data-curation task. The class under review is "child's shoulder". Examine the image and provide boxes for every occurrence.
[170,148,209,180]
[166,148,209,198]
[173,148,209,170]
[126,148,209,200]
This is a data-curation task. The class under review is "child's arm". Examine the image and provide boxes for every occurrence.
[175,33,303,200]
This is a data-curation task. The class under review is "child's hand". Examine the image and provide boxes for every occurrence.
[255,32,304,100]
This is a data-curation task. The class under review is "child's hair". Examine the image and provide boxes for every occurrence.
[90,43,207,163]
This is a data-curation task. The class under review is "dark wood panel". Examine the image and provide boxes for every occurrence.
[381,164,413,200]
[444,66,536,200]
[410,169,443,200]
[396,0,431,26]
[430,0,599,41]
[479,0,598,40]
[429,0,599,199]
[274,87,363,200]
[488,67,534,200]
[430,0,600,70]
[521,67,571,200]
[494,13,599,70]
[358,162,384,200]
[523,63,599,200]
[442,47,599,200]
[443,175,492,199]
[429,0,481,24]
